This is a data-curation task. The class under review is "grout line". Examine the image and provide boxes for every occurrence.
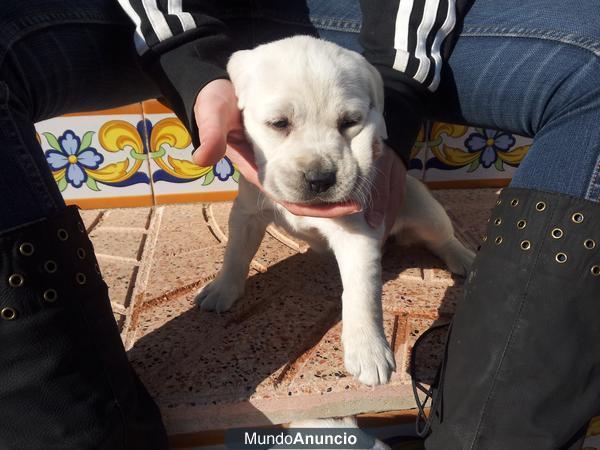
[266,225,310,253]
[93,226,148,234]
[86,210,105,234]
[123,206,164,349]
[140,102,158,206]
[96,253,140,265]
[204,204,228,244]
[111,302,127,315]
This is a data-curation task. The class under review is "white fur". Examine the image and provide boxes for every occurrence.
[196,36,475,386]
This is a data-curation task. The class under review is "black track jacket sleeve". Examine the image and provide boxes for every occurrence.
[360,0,472,165]
[116,0,233,147]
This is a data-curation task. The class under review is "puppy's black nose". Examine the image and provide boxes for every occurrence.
[304,169,336,193]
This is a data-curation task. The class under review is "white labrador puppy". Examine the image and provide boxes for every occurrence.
[196,36,474,386]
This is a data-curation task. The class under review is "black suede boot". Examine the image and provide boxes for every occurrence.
[0,206,167,449]
[423,188,600,449]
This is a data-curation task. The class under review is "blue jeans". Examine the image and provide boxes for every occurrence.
[1,0,599,233]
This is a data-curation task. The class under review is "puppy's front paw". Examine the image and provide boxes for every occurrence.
[343,331,396,386]
[195,276,244,312]
[436,237,476,277]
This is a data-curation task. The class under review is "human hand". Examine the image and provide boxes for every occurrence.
[192,80,405,224]
[365,147,407,240]
[192,79,360,217]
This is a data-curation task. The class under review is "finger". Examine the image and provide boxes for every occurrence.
[366,150,394,228]
[193,103,228,167]
[225,140,262,188]
[279,200,362,218]
[383,155,405,239]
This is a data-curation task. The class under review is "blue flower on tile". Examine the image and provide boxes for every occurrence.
[465,129,516,169]
[45,130,104,188]
[213,156,235,181]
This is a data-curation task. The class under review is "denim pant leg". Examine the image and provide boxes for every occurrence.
[432,0,600,202]
[0,0,159,232]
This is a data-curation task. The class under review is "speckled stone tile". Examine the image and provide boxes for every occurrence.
[400,315,449,385]
[142,246,226,302]
[97,258,137,308]
[90,229,146,261]
[78,188,500,432]
[100,207,152,229]
[79,210,103,231]
[154,214,221,257]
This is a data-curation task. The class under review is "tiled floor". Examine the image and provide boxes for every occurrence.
[83,188,499,434]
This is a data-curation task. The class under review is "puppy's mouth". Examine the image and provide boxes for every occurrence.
[263,164,368,207]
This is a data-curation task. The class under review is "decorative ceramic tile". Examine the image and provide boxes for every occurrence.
[36,101,534,210]
[584,416,600,449]
[142,100,239,205]
[423,122,533,188]
[35,104,153,209]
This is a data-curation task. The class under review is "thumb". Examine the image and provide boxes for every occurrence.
[193,107,228,167]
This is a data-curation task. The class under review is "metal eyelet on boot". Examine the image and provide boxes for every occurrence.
[521,240,532,250]
[94,263,101,275]
[8,274,24,287]
[43,289,58,303]
[584,239,596,250]
[535,201,547,212]
[555,252,568,264]
[496,199,502,206]
[592,265,600,276]
[494,218,502,226]
[571,212,584,224]
[517,220,527,229]
[75,273,87,285]
[19,242,35,256]
[551,228,563,239]
[510,198,519,207]
[77,248,86,259]
[495,236,503,245]
[57,228,69,241]
[44,260,58,274]
[78,222,85,233]
[1,307,17,320]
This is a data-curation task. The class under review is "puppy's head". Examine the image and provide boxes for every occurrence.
[227,35,387,205]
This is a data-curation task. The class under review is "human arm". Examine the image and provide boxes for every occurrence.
[359,0,473,165]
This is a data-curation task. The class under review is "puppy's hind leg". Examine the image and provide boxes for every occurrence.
[196,181,268,312]
[395,177,475,276]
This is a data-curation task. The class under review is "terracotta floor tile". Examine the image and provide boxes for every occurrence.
[79,210,103,231]
[90,228,146,261]
[142,246,226,302]
[100,207,152,229]
[97,258,138,308]
[153,215,221,256]
[205,202,233,239]
[84,188,501,431]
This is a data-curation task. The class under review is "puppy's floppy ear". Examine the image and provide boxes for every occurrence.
[226,50,253,109]
[351,108,387,163]
[362,61,387,140]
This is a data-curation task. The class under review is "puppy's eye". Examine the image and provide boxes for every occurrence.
[338,114,362,131]
[269,118,290,130]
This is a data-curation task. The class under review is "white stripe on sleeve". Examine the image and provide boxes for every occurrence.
[168,0,196,32]
[427,0,456,91]
[392,0,414,72]
[141,0,173,42]
[413,0,441,83]
[117,0,149,53]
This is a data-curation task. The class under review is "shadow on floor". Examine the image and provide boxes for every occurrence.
[128,240,467,430]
